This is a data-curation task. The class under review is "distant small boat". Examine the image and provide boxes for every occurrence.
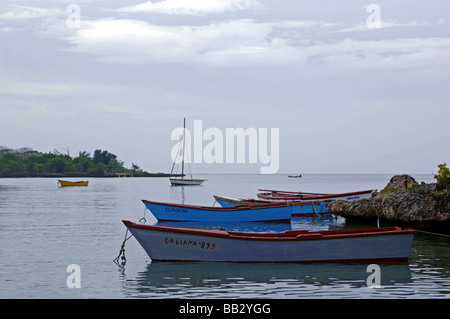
[169,117,206,186]
[58,180,88,187]
[213,195,329,216]
[288,174,302,178]
[122,220,415,263]
[142,199,292,222]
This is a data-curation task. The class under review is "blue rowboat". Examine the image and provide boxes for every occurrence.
[213,195,329,217]
[141,200,292,222]
[122,220,415,263]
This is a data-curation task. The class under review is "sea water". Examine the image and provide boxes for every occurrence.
[0,174,449,299]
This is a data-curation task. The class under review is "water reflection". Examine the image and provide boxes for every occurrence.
[122,261,412,298]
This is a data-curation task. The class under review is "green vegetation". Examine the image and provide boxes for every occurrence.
[434,162,450,191]
[0,146,167,177]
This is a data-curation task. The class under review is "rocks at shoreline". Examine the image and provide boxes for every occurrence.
[328,174,450,227]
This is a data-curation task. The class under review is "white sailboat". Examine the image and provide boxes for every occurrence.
[169,118,206,186]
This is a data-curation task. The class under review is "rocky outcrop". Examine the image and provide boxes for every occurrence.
[328,175,450,228]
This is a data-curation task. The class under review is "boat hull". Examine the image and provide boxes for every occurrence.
[142,200,292,222]
[257,189,375,202]
[123,221,415,263]
[58,180,88,186]
[169,178,206,186]
[213,195,329,216]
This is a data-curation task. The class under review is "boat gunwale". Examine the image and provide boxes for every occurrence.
[142,199,290,211]
[123,220,415,242]
[213,195,329,206]
[257,189,375,200]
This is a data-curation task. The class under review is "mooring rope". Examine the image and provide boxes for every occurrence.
[113,229,133,267]
[311,202,321,218]
[413,229,450,238]
[291,203,322,218]
[139,207,148,224]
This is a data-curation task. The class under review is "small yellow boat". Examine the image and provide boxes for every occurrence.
[58,179,89,187]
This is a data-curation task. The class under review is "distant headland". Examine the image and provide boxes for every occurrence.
[0,146,170,177]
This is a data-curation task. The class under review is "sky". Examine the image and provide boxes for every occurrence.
[1,0,449,174]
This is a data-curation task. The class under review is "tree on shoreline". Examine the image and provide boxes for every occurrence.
[435,162,450,191]
[0,146,154,177]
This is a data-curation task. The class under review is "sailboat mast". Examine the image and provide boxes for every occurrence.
[181,117,186,179]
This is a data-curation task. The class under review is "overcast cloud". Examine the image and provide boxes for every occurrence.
[1,0,449,174]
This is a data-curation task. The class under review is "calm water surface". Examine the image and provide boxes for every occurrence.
[1,174,449,299]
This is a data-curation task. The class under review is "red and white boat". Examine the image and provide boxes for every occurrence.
[122,220,414,263]
[257,189,376,202]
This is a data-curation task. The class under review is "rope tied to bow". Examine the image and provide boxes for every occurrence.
[113,229,133,267]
